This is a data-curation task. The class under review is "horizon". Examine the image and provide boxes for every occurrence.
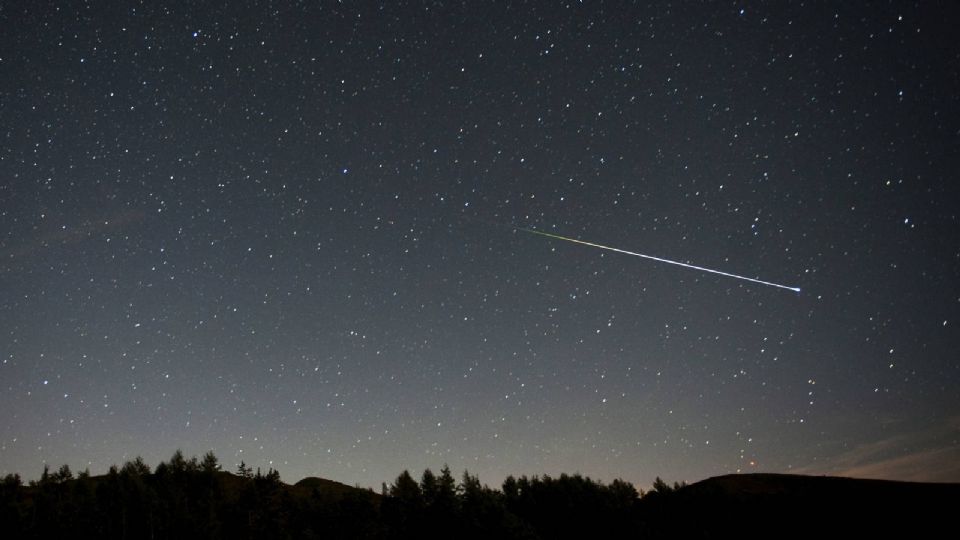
[6,448,960,490]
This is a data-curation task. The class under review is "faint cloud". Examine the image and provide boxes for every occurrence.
[0,208,146,263]
[793,417,960,483]
[833,446,960,482]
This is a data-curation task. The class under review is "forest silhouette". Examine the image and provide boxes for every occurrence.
[1,450,956,539]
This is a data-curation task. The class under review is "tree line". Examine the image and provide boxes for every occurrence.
[0,450,685,539]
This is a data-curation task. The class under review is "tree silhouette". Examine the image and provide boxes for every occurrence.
[1,474,21,488]
[168,449,187,473]
[437,465,458,510]
[53,464,73,483]
[420,468,438,507]
[1,453,954,540]
[652,476,673,494]
[36,463,51,486]
[389,469,422,503]
[237,460,253,479]
[121,456,150,476]
[201,451,220,473]
[382,470,423,537]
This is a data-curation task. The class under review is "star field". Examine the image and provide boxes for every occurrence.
[2,1,959,488]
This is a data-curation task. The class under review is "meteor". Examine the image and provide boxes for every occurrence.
[522,228,800,293]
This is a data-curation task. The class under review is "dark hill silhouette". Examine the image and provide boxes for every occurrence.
[294,476,370,496]
[1,452,957,539]
[683,471,960,498]
[648,473,960,539]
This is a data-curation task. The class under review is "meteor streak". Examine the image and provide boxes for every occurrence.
[522,228,800,293]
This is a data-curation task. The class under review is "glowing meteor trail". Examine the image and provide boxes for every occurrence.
[522,228,801,293]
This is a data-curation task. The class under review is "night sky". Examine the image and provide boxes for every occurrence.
[2,1,959,489]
